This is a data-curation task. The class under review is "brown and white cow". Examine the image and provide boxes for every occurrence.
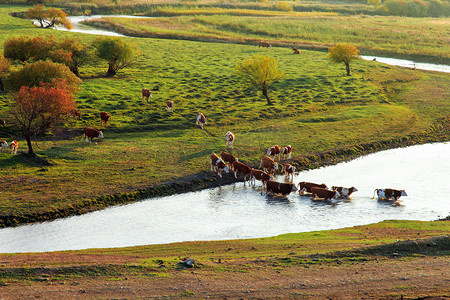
[221,151,238,166]
[374,188,407,202]
[281,145,292,160]
[166,101,174,112]
[232,161,252,182]
[83,127,104,144]
[311,187,339,200]
[332,186,358,198]
[250,169,273,186]
[142,88,152,103]
[264,180,298,196]
[258,41,271,49]
[266,145,281,160]
[259,155,278,175]
[9,140,18,154]
[0,140,8,152]
[225,131,235,148]
[196,113,206,129]
[100,112,110,126]
[292,47,301,54]
[209,153,229,178]
[283,164,295,181]
[298,181,328,195]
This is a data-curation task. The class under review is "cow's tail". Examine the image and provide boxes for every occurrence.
[372,189,379,199]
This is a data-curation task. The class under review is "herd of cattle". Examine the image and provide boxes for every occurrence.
[210,140,408,202]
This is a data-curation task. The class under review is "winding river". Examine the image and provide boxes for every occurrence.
[1,142,449,253]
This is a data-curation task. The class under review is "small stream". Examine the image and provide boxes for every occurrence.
[0,142,449,253]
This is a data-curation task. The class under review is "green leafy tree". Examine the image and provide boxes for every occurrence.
[328,44,360,76]
[3,36,34,62]
[56,37,91,77]
[0,57,11,93]
[235,55,284,105]
[92,36,138,77]
[26,4,72,29]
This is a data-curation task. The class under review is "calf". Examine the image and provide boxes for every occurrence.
[332,186,358,198]
[298,181,328,195]
[292,47,301,54]
[264,180,298,196]
[83,127,104,144]
[166,101,174,112]
[209,153,229,178]
[232,161,252,182]
[259,41,271,49]
[311,187,339,200]
[221,151,238,166]
[196,113,206,129]
[374,188,407,202]
[250,169,273,185]
[9,140,18,154]
[100,112,110,126]
[266,145,281,160]
[283,164,295,181]
[225,131,235,148]
[281,145,292,160]
[0,140,8,152]
[142,88,152,103]
[259,155,278,175]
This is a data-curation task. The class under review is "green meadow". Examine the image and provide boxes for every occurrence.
[0,4,449,224]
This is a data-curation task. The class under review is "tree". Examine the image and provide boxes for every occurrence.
[328,44,360,76]
[56,37,91,77]
[0,57,10,93]
[10,82,77,155]
[26,4,72,30]
[92,36,138,77]
[368,0,381,6]
[3,36,34,62]
[235,55,284,105]
[5,60,81,93]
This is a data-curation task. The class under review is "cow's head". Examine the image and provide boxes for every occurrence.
[98,131,104,138]
[350,187,358,193]
[333,190,340,197]
[401,190,407,196]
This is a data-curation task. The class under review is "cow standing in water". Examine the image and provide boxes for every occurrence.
[332,186,358,198]
[298,182,328,195]
[264,180,298,196]
[374,188,407,201]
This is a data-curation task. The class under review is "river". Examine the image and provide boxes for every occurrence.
[0,142,449,253]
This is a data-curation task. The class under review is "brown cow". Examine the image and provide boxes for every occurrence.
[83,127,104,144]
[166,101,174,112]
[221,151,238,166]
[259,155,278,175]
[196,113,206,129]
[9,140,18,154]
[281,145,292,160]
[100,112,110,126]
[264,180,298,196]
[232,161,252,182]
[292,47,301,54]
[332,186,358,198]
[210,153,229,178]
[298,182,328,195]
[225,131,235,148]
[311,187,338,200]
[374,189,407,201]
[266,145,281,160]
[283,164,295,181]
[259,41,271,49]
[250,169,273,185]
[142,88,152,103]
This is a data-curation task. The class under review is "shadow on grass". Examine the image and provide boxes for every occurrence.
[1,153,54,167]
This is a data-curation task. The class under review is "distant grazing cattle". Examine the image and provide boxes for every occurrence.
[283,164,295,181]
[259,41,271,49]
[221,151,238,166]
[259,155,278,175]
[311,187,339,200]
[266,145,281,160]
[210,153,229,178]
[100,112,110,126]
[225,131,235,148]
[281,145,292,160]
[298,181,328,195]
[142,88,152,102]
[232,161,252,182]
[166,101,174,112]
[196,113,206,129]
[83,127,103,144]
[332,186,358,198]
[374,188,407,202]
[0,119,5,126]
[292,47,301,54]
[9,140,18,154]
[0,140,8,152]
[264,180,298,196]
[250,169,273,185]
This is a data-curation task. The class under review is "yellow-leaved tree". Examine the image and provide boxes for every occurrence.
[328,44,360,76]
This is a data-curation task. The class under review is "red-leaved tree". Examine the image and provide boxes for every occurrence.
[10,81,77,155]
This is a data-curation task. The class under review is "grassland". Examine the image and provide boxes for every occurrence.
[0,4,449,225]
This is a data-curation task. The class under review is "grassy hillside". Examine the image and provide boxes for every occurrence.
[0,5,449,225]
